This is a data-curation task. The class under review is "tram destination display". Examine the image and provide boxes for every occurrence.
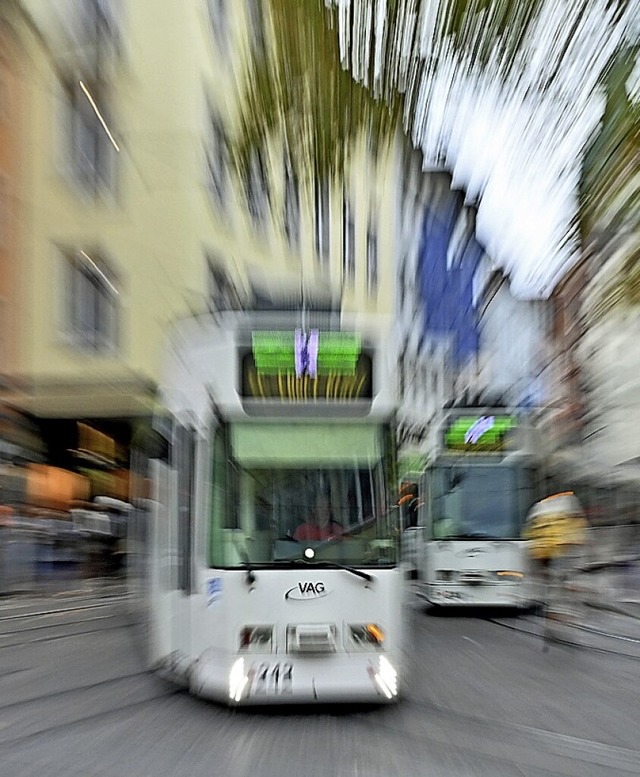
[240,330,373,400]
[443,414,516,452]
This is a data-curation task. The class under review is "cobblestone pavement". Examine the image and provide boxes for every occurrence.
[1,591,639,777]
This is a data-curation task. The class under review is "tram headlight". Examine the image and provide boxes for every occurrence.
[495,571,524,579]
[229,658,248,702]
[349,623,385,648]
[374,655,398,699]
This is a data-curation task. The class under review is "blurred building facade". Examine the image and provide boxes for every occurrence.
[573,43,640,498]
[531,45,639,531]
[0,18,23,389]
[395,162,493,469]
[0,0,405,505]
[474,264,549,411]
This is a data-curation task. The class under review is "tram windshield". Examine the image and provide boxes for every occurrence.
[209,423,398,567]
[429,463,534,540]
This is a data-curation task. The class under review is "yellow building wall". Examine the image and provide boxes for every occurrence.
[18,0,398,418]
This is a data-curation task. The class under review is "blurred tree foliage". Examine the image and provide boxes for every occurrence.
[232,0,637,300]
[232,0,554,183]
[580,44,640,317]
[232,0,404,185]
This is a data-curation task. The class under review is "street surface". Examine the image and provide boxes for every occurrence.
[0,591,639,777]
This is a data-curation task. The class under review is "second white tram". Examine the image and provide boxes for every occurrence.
[143,309,404,705]
[413,409,540,608]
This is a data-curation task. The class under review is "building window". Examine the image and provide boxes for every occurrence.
[65,250,119,352]
[0,173,7,249]
[0,297,6,368]
[314,181,330,262]
[0,75,8,122]
[245,151,268,229]
[207,111,227,209]
[398,259,407,313]
[59,0,121,69]
[207,0,228,54]
[208,258,240,312]
[342,194,355,282]
[367,221,378,292]
[283,155,299,247]
[61,78,117,196]
[246,0,266,58]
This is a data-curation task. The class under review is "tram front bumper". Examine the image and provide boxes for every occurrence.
[427,582,527,607]
[194,652,400,705]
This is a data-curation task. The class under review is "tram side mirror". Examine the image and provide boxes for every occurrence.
[134,427,170,461]
[448,472,465,491]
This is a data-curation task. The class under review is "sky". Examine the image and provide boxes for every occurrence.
[332,0,639,299]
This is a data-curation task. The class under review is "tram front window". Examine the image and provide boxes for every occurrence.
[431,465,524,540]
[209,423,398,567]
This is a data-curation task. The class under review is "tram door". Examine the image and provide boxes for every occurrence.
[172,424,197,667]
[147,450,175,667]
[147,421,196,672]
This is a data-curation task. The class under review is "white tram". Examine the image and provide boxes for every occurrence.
[143,309,404,705]
[412,409,540,608]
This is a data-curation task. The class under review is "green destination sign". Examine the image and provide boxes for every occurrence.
[241,331,372,401]
[444,415,516,452]
[251,330,361,377]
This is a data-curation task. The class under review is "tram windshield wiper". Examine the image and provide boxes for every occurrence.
[301,559,374,583]
[233,538,256,588]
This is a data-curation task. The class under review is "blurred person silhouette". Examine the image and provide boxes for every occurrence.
[294,491,342,541]
[398,481,420,529]
[523,489,589,610]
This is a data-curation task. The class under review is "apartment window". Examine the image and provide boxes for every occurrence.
[398,260,406,312]
[0,75,8,122]
[342,194,355,282]
[314,181,330,262]
[367,221,378,292]
[76,0,120,49]
[246,0,266,58]
[207,112,227,209]
[62,78,117,195]
[208,259,240,312]
[65,250,119,352]
[207,0,228,53]
[283,155,299,247]
[57,0,121,69]
[245,151,268,229]
[0,174,7,249]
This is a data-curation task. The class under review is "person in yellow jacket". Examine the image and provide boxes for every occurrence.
[523,491,589,618]
[523,491,589,563]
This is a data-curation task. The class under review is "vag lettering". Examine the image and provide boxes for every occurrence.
[300,582,324,594]
[284,581,330,601]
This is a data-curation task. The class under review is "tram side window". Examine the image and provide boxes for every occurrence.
[176,425,196,593]
[209,425,236,567]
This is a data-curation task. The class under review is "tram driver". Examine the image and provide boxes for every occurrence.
[294,491,342,542]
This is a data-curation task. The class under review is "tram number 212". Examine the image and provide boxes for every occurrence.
[249,663,293,695]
